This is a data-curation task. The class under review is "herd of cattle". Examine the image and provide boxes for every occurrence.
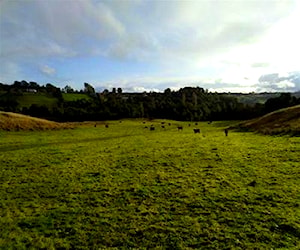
[98,121,229,136]
[143,122,202,134]
[143,121,228,136]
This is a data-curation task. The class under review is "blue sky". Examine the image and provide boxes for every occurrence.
[1,0,300,92]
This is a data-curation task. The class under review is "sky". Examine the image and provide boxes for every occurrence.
[1,0,300,93]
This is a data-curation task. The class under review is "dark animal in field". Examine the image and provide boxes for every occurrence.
[248,180,257,187]
[195,122,198,125]
[105,124,109,128]
[193,128,200,133]
[161,125,165,129]
[161,122,165,124]
[94,124,97,127]
[150,127,155,131]
[188,124,191,127]
[143,121,146,124]
[168,123,171,126]
[144,126,148,129]
[224,128,228,136]
[177,126,183,131]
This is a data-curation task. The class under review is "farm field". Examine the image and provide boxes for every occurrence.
[17,93,59,109]
[62,93,92,102]
[0,120,299,249]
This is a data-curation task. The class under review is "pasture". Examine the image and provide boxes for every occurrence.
[0,120,299,249]
[62,93,92,102]
[17,93,59,109]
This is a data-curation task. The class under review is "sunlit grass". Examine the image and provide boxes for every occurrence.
[1,120,299,249]
[0,111,71,131]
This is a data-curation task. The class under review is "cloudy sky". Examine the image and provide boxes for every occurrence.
[1,0,300,93]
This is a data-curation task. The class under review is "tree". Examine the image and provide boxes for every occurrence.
[265,93,293,113]
[45,83,62,100]
[20,80,29,88]
[63,85,74,93]
[84,83,95,94]
[29,81,39,89]
[164,88,171,95]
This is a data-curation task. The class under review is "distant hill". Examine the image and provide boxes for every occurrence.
[233,105,300,136]
[228,92,300,106]
[0,111,72,131]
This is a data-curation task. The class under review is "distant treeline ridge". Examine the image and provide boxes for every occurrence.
[1,81,299,122]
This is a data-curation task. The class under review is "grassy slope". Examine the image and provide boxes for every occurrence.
[0,111,71,131]
[234,105,300,135]
[0,120,299,249]
[62,93,92,102]
[1,92,91,109]
[17,93,59,109]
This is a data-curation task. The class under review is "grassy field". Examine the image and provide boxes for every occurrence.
[0,120,299,249]
[17,93,59,109]
[62,93,92,102]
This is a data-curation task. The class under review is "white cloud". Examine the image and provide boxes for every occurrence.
[276,80,295,89]
[0,0,125,59]
[40,65,56,76]
[0,0,299,92]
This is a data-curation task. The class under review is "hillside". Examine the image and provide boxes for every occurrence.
[234,105,300,135]
[0,111,72,131]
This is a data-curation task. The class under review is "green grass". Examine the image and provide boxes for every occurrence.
[17,93,58,109]
[62,93,92,102]
[1,120,299,249]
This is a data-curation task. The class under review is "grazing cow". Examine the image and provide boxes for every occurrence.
[177,126,183,131]
[224,128,228,136]
[150,127,155,131]
[94,124,97,127]
[194,128,200,133]
[144,126,148,129]
[195,122,198,125]
[168,123,171,126]
[161,122,165,124]
[105,124,109,128]
[161,125,165,129]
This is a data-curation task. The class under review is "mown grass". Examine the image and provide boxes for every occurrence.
[0,120,299,249]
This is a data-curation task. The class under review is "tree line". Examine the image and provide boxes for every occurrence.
[1,81,299,122]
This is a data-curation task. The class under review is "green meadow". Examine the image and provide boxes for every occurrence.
[1,120,299,249]
[17,93,59,109]
[62,93,92,102]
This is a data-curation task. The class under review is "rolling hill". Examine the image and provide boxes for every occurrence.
[0,111,72,131]
[233,105,300,135]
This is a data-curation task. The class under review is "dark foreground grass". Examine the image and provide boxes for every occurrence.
[0,120,299,249]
